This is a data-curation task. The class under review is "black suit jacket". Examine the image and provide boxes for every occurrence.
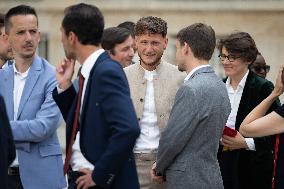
[53,52,140,189]
[218,71,281,189]
[0,95,15,189]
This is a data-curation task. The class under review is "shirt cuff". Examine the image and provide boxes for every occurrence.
[245,138,256,151]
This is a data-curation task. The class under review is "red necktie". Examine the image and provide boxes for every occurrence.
[64,73,85,175]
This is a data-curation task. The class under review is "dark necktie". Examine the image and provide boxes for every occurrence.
[64,73,85,175]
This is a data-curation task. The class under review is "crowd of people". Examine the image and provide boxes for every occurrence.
[0,3,283,189]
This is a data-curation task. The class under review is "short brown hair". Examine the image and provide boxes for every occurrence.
[177,23,216,61]
[62,3,104,46]
[135,16,167,37]
[217,32,258,63]
[102,27,132,55]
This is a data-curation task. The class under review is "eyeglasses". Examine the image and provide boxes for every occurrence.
[251,65,270,73]
[218,54,240,62]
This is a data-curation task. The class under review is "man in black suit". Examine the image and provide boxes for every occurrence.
[53,3,140,189]
[0,95,15,189]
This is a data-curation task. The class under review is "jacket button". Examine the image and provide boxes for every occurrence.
[138,118,141,121]
[140,98,143,102]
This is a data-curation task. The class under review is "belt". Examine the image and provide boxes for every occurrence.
[134,152,157,161]
[8,167,20,176]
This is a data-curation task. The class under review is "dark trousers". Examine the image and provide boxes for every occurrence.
[218,150,239,189]
[68,170,100,189]
[7,167,24,189]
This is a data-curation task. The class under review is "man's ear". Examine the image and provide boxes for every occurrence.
[37,31,41,43]
[163,37,168,50]
[68,31,77,45]
[246,62,252,67]
[183,42,189,54]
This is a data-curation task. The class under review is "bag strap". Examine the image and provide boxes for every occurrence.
[272,134,280,189]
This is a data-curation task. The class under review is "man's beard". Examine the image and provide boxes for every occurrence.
[178,62,185,72]
[139,53,163,67]
[0,53,12,62]
[64,50,76,60]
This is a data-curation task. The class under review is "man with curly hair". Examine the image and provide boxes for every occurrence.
[124,16,185,189]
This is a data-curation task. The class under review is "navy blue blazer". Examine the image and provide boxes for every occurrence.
[53,52,140,189]
[0,95,15,189]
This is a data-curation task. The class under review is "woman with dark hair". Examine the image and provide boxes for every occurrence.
[217,32,280,189]
[240,67,284,189]
[0,95,15,189]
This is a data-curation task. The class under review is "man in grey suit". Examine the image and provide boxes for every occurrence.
[151,23,231,189]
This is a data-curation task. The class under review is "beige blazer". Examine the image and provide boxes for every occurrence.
[124,61,185,131]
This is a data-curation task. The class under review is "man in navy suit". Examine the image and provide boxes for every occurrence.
[53,3,140,189]
[0,95,15,189]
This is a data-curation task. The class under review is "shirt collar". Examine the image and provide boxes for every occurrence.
[184,65,210,82]
[80,49,104,78]
[226,70,249,90]
[13,62,30,78]
[143,69,157,80]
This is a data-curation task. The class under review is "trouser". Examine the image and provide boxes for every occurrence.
[134,153,165,189]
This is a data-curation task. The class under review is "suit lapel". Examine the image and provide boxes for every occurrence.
[3,66,15,120]
[17,57,42,120]
[235,71,255,130]
[80,52,108,125]
[131,64,146,121]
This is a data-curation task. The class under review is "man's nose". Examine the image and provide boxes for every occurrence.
[129,48,134,57]
[144,43,153,52]
[25,31,32,41]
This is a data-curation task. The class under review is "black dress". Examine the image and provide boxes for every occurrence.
[273,105,284,189]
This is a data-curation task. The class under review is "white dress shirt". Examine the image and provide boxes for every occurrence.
[58,49,105,171]
[134,69,160,153]
[184,65,210,82]
[226,70,255,151]
[11,63,30,166]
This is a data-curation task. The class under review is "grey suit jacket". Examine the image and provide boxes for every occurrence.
[156,66,230,189]
[124,61,185,131]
